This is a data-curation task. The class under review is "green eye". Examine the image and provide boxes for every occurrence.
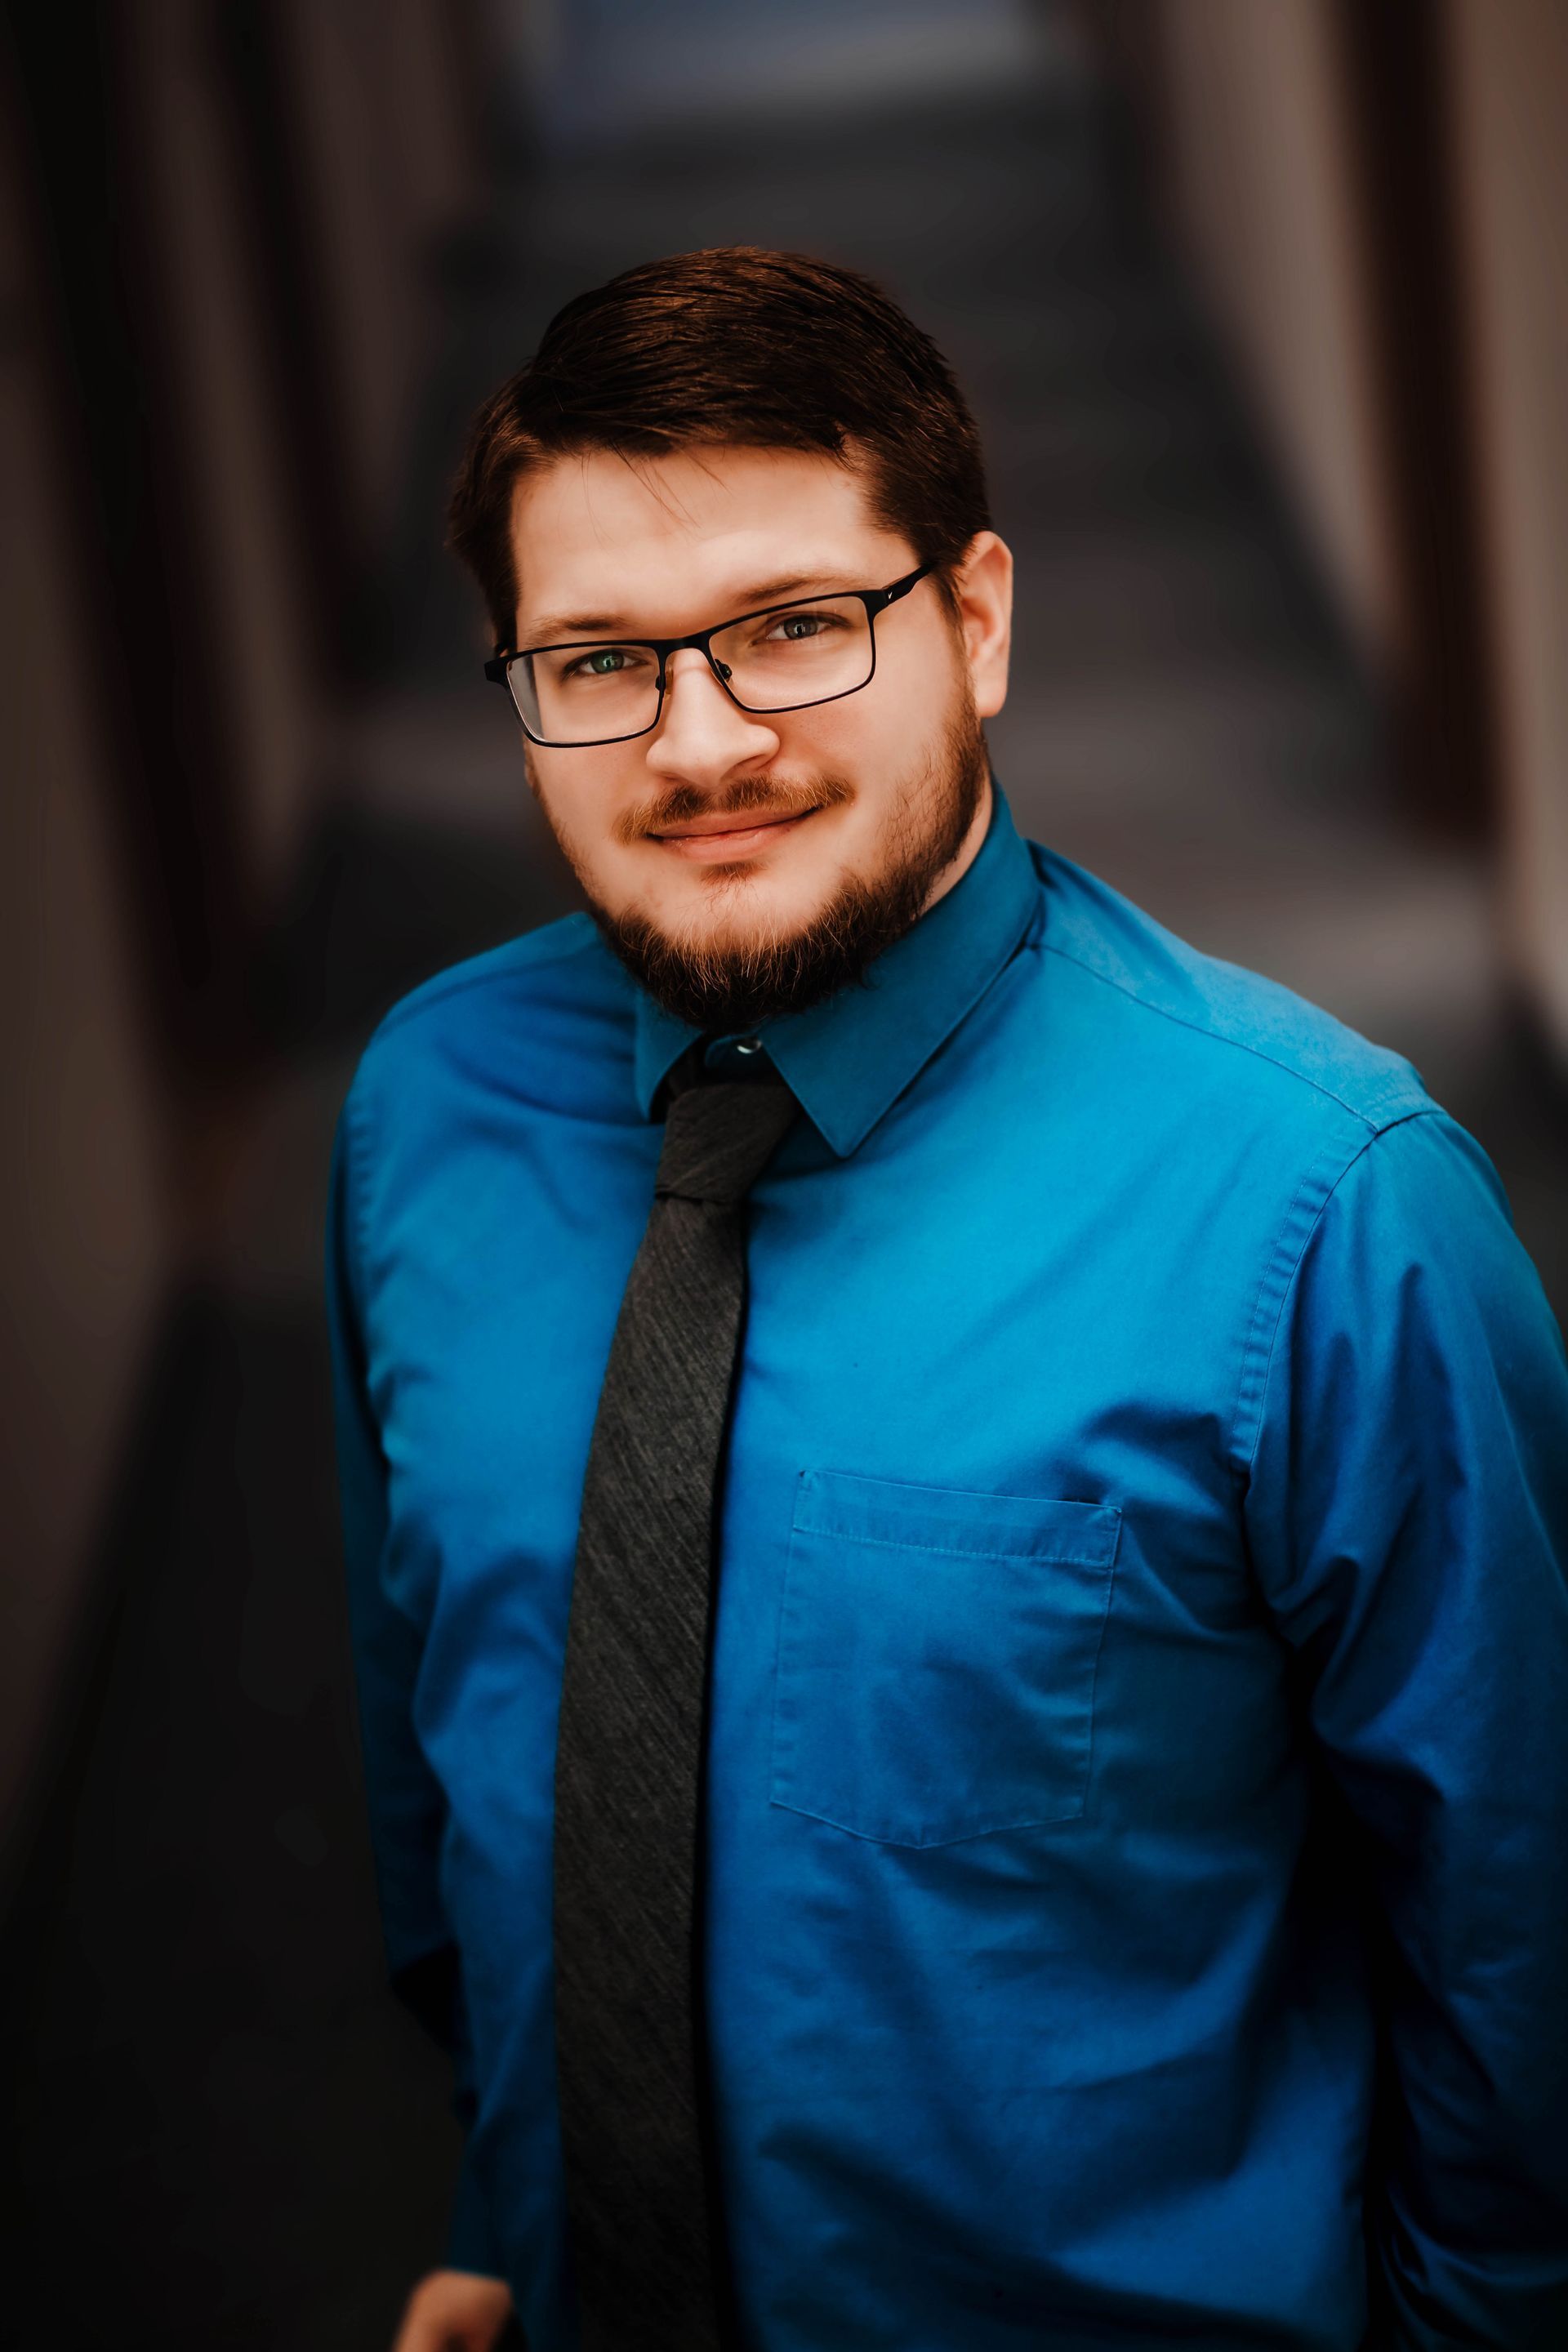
[559,645,645,684]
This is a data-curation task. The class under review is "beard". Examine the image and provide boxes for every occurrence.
[538,697,991,1036]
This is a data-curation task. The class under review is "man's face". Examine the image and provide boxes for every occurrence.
[507,443,1012,1029]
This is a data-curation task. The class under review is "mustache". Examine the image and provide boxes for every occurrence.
[616,773,854,846]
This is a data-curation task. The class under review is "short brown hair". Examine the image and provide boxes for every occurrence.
[446,246,991,647]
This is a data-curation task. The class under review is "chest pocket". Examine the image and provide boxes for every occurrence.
[770,1469,1121,1848]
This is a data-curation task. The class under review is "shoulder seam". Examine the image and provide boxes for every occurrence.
[1228,1104,1443,1480]
[1037,935,1420,1130]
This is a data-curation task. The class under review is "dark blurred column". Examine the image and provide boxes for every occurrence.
[4,3,267,1078]
[1332,0,1496,841]
[0,42,171,1858]
[222,0,489,668]
[118,0,322,926]
[1445,0,1568,1067]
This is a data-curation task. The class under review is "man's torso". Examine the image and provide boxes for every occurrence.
[343,838,1429,2350]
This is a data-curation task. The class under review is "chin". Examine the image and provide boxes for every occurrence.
[655,883,831,960]
[566,716,985,1031]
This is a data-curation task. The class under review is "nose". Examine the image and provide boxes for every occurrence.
[644,647,779,784]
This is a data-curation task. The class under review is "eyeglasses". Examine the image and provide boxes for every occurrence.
[483,563,935,748]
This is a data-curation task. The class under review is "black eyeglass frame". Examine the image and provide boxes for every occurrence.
[483,562,935,748]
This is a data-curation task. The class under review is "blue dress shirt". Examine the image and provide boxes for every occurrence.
[325,777,1568,2350]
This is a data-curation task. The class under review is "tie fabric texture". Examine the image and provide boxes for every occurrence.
[553,1049,801,2350]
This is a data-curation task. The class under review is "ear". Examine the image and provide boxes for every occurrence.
[951,532,1013,719]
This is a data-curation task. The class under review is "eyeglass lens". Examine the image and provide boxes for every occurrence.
[510,594,876,744]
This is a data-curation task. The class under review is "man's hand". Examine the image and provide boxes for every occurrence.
[390,2268,516,2351]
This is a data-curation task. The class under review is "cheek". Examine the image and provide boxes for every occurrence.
[779,669,938,786]
[759,616,957,777]
[530,754,630,852]
[866,631,960,759]
[888,620,962,707]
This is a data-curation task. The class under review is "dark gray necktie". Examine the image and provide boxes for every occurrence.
[553,1049,801,2351]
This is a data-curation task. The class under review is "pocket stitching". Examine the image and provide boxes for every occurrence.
[791,1521,1114,1567]
[769,1788,1076,1848]
[771,1486,1123,1849]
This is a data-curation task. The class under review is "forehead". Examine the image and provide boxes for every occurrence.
[508,443,915,636]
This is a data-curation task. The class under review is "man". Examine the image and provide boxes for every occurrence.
[325,248,1568,2352]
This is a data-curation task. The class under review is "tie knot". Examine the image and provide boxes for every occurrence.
[654,1072,800,1207]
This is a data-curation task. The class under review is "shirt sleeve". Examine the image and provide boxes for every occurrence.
[1241,1104,1568,2350]
[323,1093,502,2280]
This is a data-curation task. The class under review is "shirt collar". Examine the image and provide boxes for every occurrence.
[631,773,1041,1157]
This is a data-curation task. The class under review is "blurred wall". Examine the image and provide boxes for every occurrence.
[0,104,169,1832]
[1447,0,1568,1058]
[1139,0,1399,671]
[1084,0,1568,1062]
[265,0,481,572]
[0,1,489,1861]
[126,0,318,901]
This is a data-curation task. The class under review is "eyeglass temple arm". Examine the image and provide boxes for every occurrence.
[867,563,933,613]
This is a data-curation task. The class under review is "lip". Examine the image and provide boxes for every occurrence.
[648,806,821,862]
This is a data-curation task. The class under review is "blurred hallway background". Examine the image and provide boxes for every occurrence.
[3,2,1566,2344]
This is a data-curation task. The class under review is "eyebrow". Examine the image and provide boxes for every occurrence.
[519,570,871,646]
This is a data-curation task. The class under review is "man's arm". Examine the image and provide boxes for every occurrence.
[324,1098,511,2308]
[1242,1106,1568,2350]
